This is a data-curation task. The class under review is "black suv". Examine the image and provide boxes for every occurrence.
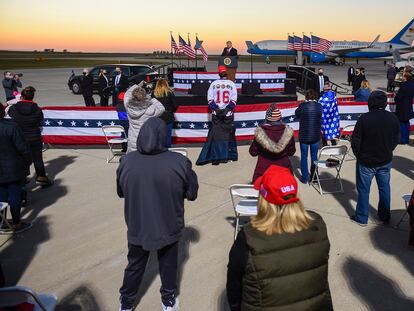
[67,64,159,94]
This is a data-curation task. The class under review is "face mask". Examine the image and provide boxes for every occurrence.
[116,71,121,74]
[83,72,87,75]
[318,72,323,76]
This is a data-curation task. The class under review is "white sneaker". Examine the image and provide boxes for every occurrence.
[119,306,132,311]
[161,297,179,311]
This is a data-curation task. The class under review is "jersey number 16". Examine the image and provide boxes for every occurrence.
[216,90,230,104]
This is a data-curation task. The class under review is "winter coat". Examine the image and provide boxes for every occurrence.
[249,123,296,182]
[154,92,178,124]
[116,117,199,250]
[124,84,165,152]
[352,74,365,92]
[226,211,332,311]
[295,100,322,144]
[80,74,93,97]
[354,88,371,102]
[0,119,32,183]
[387,67,397,81]
[351,94,400,168]
[395,79,414,122]
[8,100,44,143]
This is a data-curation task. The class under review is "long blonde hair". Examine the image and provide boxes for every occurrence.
[250,195,313,235]
[154,79,172,98]
[360,80,371,90]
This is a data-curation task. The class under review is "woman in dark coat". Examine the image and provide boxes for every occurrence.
[249,104,295,182]
[394,72,414,144]
[153,79,178,147]
[0,104,32,232]
[226,166,332,311]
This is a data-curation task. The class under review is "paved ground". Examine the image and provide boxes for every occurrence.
[1,138,413,310]
[1,60,391,106]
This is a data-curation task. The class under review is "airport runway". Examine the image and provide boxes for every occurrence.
[1,60,391,106]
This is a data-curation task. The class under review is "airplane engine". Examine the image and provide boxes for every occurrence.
[310,52,327,63]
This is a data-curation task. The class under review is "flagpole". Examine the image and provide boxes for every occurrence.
[178,32,182,67]
[195,33,198,80]
[170,31,174,67]
[187,32,190,69]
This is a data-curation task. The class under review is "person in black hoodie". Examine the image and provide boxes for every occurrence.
[116,117,198,311]
[8,86,53,187]
[351,90,400,226]
[0,104,32,233]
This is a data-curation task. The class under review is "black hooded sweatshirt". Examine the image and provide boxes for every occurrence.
[351,91,400,168]
[116,117,199,250]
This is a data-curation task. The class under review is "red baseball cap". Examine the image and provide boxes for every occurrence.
[218,65,227,74]
[254,166,299,205]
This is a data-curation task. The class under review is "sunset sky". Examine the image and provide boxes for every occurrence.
[0,0,413,54]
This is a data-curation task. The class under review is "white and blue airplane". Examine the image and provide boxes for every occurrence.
[246,19,414,63]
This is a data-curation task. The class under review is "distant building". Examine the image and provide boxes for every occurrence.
[44,48,55,52]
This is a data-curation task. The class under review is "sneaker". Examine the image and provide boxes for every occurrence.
[13,222,32,234]
[350,215,368,227]
[119,305,132,311]
[162,297,179,311]
[36,176,53,188]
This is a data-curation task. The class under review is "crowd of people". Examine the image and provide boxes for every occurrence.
[1,62,413,310]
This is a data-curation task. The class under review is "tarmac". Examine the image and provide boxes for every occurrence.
[1,140,413,310]
[1,61,413,310]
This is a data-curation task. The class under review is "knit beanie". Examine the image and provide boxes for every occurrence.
[266,104,282,122]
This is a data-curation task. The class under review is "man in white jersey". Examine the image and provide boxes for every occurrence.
[196,66,238,165]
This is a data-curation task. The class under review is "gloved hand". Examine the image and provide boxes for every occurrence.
[208,100,219,110]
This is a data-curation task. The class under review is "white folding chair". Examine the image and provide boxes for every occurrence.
[229,184,259,240]
[0,202,13,234]
[339,124,356,160]
[101,125,127,163]
[0,286,57,311]
[169,148,188,157]
[396,193,412,228]
[310,145,348,195]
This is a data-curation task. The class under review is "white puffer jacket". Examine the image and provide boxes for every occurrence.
[124,85,165,152]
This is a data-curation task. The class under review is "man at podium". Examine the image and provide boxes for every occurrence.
[221,41,238,81]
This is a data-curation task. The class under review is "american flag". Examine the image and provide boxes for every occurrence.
[287,35,294,50]
[311,35,332,53]
[302,35,311,51]
[194,36,208,62]
[293,36,302,51]
[179,35,195,59]
[170,34,179,54]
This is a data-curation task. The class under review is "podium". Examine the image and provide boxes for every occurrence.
[218,56,238,81]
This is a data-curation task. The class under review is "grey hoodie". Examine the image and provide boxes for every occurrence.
[117,117,199,250]
[124,84,165,152]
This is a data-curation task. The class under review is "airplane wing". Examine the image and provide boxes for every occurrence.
[399,46,414,54]
[329,35,380,56]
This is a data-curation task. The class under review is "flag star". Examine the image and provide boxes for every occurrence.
[289,117,295,122]
[265,80,268,83]
[254,121,259,126]
[200,80,204,83]
[208,80,211,83]
[189,123,195,129]
[347,115,352,120]
[110,121,115,126]
[84,121,89,127]
[177,123,182,128]
[97,121,102,127]
[241,122,247,127]
[70,121,76,126]
[203,123,208,129]
[57,120,63,126]
[258,80,261,83]
[271,80,274,83]
[192,80,195,83]
[249,80,252,83]
[45,120,50,126]
[241,80,245,83]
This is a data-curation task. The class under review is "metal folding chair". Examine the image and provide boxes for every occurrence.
[0,202,13,234]
[169,148,188,157]
[101,125,127,163]
[229,184,259,240]
[339,124,356,160]
[310,145,348,195]
[0,286,57,311]
[396,193,412,228]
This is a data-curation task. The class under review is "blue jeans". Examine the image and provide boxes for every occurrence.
[400,122,410,144]
[355,161,391,224]
[300,142,319,182]
[0,182,22,225]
